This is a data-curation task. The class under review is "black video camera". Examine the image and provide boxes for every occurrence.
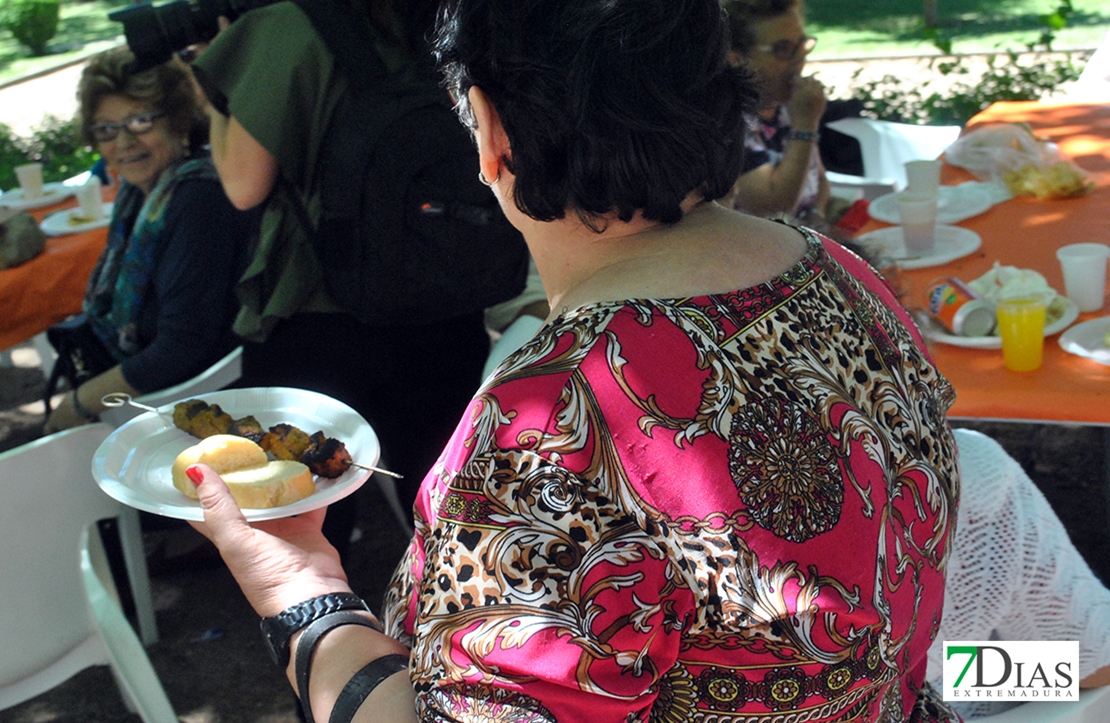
[110,0,275,71]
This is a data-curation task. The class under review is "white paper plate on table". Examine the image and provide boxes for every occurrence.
[0,182,76,211]
[921,297,1079,349]
[1057,316,1110,366]
[92,387,379,522]
[855,225,981,270]
[40,203,113,236]
[868,183,996,225]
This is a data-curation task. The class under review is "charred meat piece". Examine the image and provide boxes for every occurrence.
[258,431,297,461]
[227,415,265,443]
[302,431,353,478]
[172,399,232,438]
[267,423,314,459]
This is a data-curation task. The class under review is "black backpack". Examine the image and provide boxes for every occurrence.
[289,0,528,326]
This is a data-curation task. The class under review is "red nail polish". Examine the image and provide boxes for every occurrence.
[185,465,204,487]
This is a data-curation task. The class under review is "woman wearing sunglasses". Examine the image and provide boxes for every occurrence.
[722,0,831,225]
[44,47,256,432]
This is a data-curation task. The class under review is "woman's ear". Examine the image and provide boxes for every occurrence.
[468,86,511,184]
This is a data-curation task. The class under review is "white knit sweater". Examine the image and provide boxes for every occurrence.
[927,429,1110,718]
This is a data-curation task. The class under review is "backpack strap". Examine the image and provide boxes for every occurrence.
[289,0,390,92]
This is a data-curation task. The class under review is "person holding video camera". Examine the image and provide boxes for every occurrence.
[165,0,516,554]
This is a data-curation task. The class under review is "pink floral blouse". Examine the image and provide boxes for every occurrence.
[383,229,962,723]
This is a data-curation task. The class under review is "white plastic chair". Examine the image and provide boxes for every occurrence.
[98,346,243,427]
[79,523,177,721]
[825,117,962,196]
[1063,28,1110,103]
[0,424,174,720]
[976,685,1110,722]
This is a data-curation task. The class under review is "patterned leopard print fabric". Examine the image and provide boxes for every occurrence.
[384,229,961,723]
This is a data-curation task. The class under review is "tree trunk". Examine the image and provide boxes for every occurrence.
[924,0,939,28]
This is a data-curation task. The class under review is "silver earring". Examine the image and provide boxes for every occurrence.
[478,169,499,186]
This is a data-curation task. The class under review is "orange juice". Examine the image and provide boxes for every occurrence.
[995,296,1047,372]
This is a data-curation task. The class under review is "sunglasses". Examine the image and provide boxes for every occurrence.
[89,112,167,142]
[755,35,817,61]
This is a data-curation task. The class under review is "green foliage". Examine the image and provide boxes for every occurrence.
[0,117,98,190]
[850,0,1085,126]
[1,0,61,56]
[851,51,1084,126]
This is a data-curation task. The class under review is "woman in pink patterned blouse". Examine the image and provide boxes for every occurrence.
[187,1,962,721]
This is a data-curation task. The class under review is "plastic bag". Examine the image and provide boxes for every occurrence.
[0,207,46,269]
[945,123,1094,199]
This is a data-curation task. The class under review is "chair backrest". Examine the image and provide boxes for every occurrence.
[1070,29,1110,102]
[99,346,243,427]
[825,117,962,190]
[0,424,118,706]
[81,525,176,721]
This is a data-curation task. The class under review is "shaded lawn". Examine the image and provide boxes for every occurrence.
[807,0,1109,57]
[0,0,128,84]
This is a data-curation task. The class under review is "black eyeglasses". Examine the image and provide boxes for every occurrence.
[89,112,167,142]
[755,35,817,61]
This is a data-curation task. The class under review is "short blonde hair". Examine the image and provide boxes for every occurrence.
[76,46,206,147]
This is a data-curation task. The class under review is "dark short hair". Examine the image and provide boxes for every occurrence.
[721,0,801,55]
[76,46,206,149]
[433,0,758,227]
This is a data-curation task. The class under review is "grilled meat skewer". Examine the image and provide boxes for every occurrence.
[172,400,353,478]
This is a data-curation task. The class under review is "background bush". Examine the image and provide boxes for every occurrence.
[849,0,1086,126]
[1,0,61,56]
[0,117,98,189]
[851,50,1085,126]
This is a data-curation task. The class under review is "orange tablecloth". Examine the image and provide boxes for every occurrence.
[859,101,1110,425]
[0,195,109,351]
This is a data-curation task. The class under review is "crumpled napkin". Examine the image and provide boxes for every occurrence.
[966,262,1057,305]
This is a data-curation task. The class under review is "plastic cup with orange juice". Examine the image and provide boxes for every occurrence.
[995,293,1048,372]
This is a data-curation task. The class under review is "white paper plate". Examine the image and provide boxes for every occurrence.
[0,182,76,211]
[1057,316,1110,366]
[868,184,995,225]
[855,225,981,270]
[92,387,379,521]
[923,297,1079,349]
[40,203,113,236]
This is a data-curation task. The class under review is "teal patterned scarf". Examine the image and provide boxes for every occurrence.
[84,157,219,358]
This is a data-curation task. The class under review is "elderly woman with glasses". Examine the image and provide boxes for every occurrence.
[43,47,256,432]
[722,0,831,225]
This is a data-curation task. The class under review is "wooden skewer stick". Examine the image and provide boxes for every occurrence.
[352,462,403,479]
[102,393,404,478]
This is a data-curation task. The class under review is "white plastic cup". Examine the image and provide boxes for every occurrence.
[75,177,105,220]
[904,159,943,195]
[1056,243,1110,312]
[897,192,938,254]
[14,163,44,199]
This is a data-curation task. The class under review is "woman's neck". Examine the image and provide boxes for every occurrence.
[527,201,801,319]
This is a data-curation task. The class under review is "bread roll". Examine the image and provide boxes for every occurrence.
[219,460,316,509]
[171,434,315,509]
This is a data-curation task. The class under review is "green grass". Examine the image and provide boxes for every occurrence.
[0,0,128,85]
[807,0,1110,59]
